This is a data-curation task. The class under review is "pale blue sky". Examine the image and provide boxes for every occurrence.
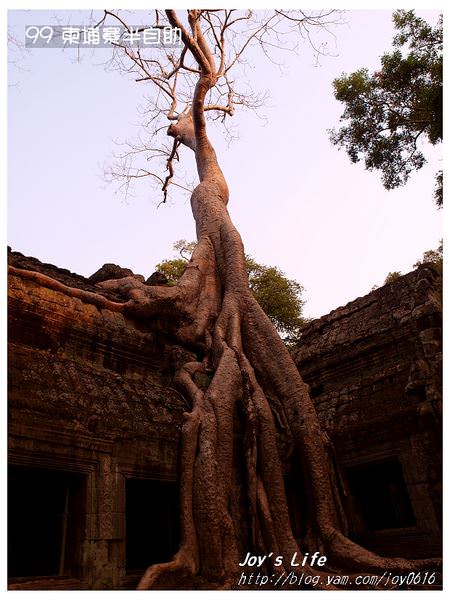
[8,8,442,318]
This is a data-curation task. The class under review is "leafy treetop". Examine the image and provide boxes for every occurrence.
[383,271,402,285]
[413,238,442,268]
[155,241,306,340]
[330,10,442,206]
[372,239,442,290]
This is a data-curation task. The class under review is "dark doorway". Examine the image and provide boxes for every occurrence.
[8,465,85,578]
[125,478,179,571]
[346,459,416,531]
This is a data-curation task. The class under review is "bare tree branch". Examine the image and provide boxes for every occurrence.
[97,9,343,202]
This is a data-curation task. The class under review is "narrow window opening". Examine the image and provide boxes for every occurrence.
[346,460,415,531]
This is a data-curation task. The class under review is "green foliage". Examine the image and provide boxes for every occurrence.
[173,239,197,260]
[384,271,402,284]
[433,171,443,208]
[155,258,187,284]
[155,241,306,339]
[330,10,442,206]
[245,255,306,340]
[375,239,443,290]
[155,240,198,284]
[413,239,443,268]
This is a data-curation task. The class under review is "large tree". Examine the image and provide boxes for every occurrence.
[329,10,443,207]
[155,240,306,340]
[12,9,440,589]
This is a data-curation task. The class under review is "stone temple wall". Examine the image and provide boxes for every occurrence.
[8,251,186,590]
[8,251,442,589]
[293,263,442,559]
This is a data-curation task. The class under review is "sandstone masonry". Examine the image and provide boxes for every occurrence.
[8,250,442,589]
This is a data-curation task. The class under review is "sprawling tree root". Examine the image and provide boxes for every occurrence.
[130,53,440,582]
[132,241,440,589]
[7,265,128,312]
[10,248,440,590]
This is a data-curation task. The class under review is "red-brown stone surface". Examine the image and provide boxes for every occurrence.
[8,250,442,588]
[8,250,185,590]
[293,263,442,559]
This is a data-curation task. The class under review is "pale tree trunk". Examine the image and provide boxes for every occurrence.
[126,35,439,589]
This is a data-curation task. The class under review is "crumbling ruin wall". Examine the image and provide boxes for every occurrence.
[8,251,185,590]
[8,252,442,589]
[293,263,442,559]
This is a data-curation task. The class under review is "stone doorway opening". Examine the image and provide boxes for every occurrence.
[8,465,85,579]
[346,459,416,531]
[125,478,179,572]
